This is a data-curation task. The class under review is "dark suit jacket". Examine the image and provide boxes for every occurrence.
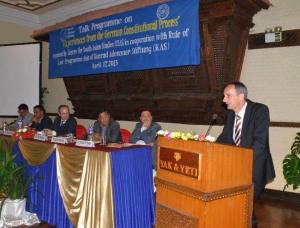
[93,119,122,143]
[53,116,77,136]
[217,100,275,197]
[129,122,161,144]
[129,122,161,169]
[31,116,53,131]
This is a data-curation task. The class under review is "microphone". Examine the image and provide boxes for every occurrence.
[205,114,218,137]
[7,120,16,126]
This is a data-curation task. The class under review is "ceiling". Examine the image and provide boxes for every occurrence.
[1,0,273,29]
[0,0,273,13]
[0,0,132,28]
[0,0,84,12]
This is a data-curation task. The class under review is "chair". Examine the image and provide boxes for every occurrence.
[76,124,87,139]
[120,128,131,143]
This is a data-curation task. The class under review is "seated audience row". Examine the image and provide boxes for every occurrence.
[8,104,161,168]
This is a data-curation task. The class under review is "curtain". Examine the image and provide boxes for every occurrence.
[13,143,73,228]
[111,146,155,228]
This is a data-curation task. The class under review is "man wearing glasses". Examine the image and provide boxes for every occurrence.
[10,103,33,129]
[49,105,77,136]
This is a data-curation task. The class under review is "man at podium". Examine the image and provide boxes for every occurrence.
[217,82,275,228]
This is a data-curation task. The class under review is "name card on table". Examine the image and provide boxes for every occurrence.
[51,136,68,144]
[75,140,95,148]
[34,134,48,142]
[3,130,14,136]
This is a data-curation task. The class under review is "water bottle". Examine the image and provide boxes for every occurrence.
[17,119,23,130]
[102,135,107,145]
[87,125,94,141]
[2,121,7,132]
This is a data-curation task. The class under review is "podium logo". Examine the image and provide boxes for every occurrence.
[174,152,181,162]
[159,148,200,179]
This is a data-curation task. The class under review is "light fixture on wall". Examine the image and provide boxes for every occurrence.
[265,26,282,43]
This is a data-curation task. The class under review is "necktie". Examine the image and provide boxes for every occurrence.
[60,120,66,127]
[234,114,241,146]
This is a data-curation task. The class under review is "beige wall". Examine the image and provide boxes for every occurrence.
[41,42,73,113]
[0,21,34,43]
[240,0,300,192]
[1,0,300,193]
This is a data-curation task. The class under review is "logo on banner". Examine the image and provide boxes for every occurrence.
[157,4,170,20]
[60,27,75,42]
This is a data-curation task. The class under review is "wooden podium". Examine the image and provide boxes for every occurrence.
[156,137,253,228]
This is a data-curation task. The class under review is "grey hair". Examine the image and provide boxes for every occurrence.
[229,82,248,100]
[58,104,69,112]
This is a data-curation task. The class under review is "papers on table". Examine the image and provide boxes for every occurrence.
[136,140,146,145]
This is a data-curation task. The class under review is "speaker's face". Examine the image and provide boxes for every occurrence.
[223,85,245,113]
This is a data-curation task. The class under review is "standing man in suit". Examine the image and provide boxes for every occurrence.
[51,105,77,136]
[93,111,122,143]
[129,110,161,169]
[217,82,275,228]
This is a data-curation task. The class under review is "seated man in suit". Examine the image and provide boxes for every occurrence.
[10,103,33,129]
[49,105,77,136]
[31,105,53,131]
[93,111,122,143]
[129,110,161,169]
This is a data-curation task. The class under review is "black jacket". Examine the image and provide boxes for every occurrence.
[31,116,53,131]
[217,100,275,199]
[53,116,77,136]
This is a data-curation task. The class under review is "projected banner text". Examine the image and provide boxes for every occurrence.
[49,0,200,78]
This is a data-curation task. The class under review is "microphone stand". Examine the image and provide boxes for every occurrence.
[205,114,218,137]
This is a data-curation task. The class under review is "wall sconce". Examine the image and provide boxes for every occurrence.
[265,26,282,43]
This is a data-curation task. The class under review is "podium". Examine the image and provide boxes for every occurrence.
[156,137,253,228]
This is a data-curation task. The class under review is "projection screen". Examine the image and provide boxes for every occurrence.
[0,43,41,116]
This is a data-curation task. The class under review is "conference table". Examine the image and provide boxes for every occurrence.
[0,135,155,228]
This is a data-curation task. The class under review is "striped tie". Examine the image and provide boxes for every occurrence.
[234,114,241,146]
